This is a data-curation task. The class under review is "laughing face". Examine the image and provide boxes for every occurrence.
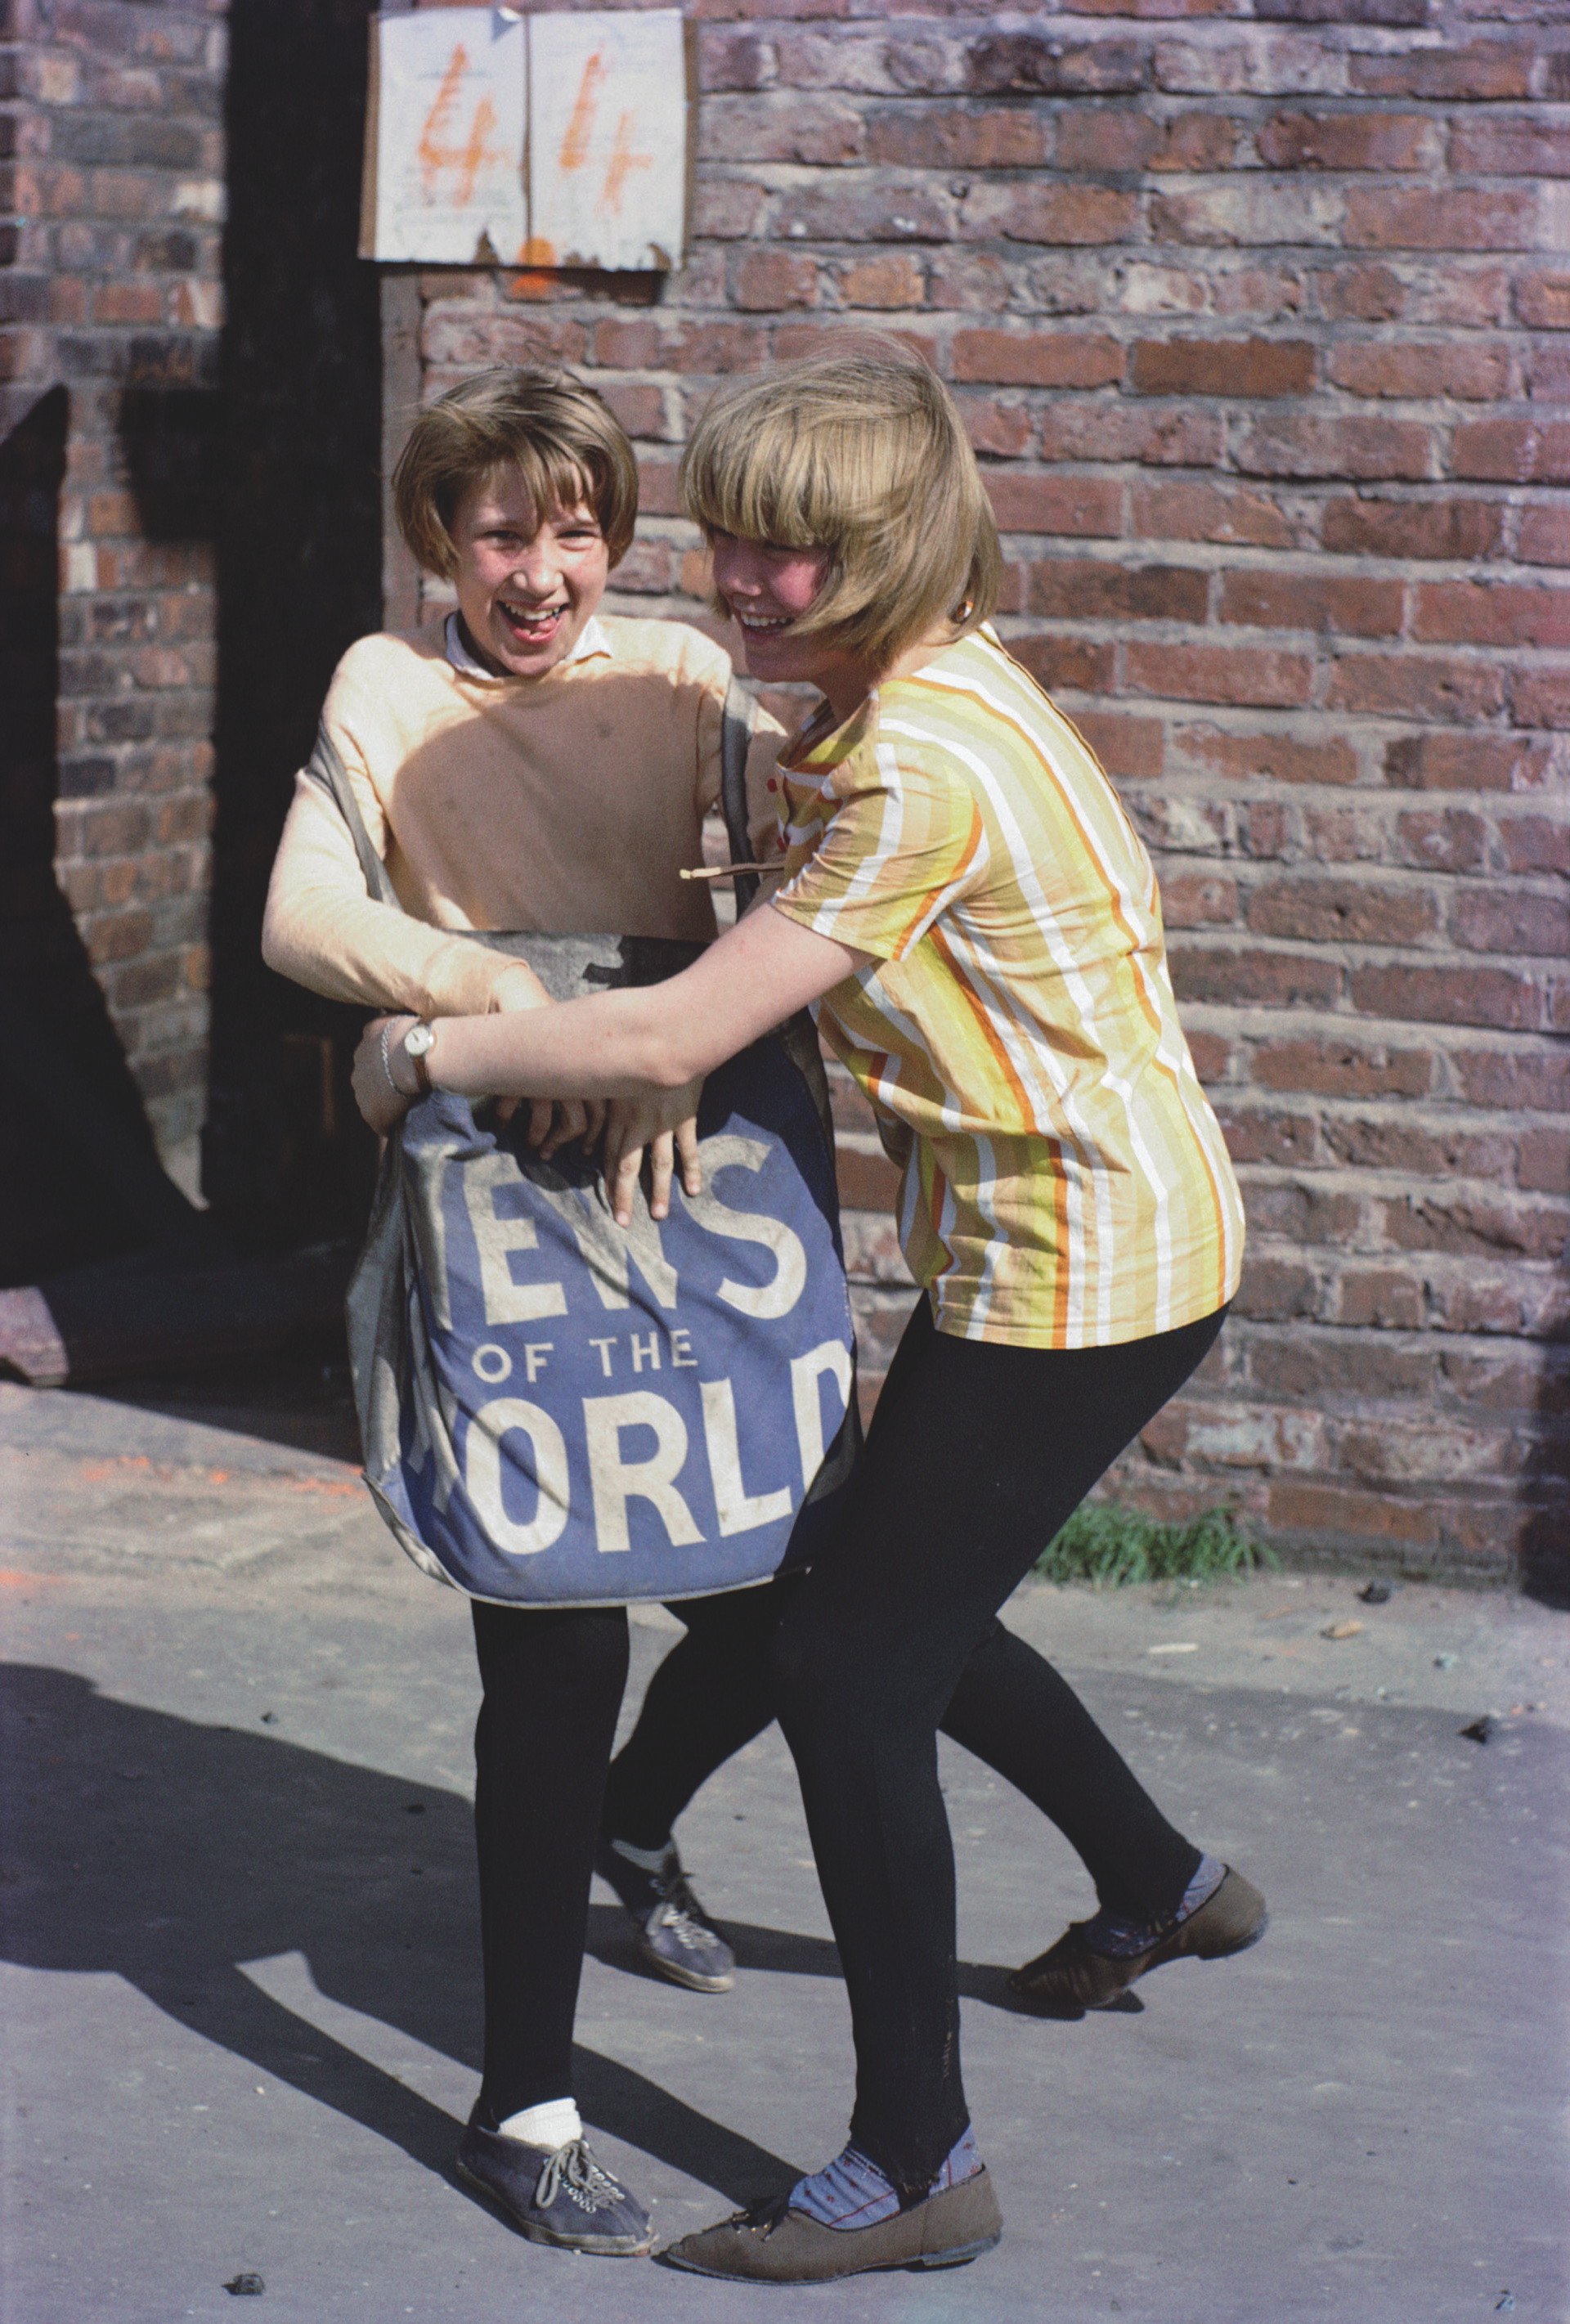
[709,532,880,724]
[450,469,611,680]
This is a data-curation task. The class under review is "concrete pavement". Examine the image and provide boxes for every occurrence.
[2,1368,1566,2324]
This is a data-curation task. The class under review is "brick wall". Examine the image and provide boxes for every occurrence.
[403,0,1570,1586]
[2,0,226,1185]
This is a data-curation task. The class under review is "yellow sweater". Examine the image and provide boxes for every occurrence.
[263,613,783,1019]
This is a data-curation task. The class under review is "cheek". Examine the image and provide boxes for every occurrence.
[777,554,829,614]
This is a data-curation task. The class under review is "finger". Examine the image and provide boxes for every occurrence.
[675,1114,702,1196]
[525,1097,554,1149]
[608,1139,644,1229]
[582,1098,608,1151]
[556,1099,592,1157]
[648,1130,675,1221]
[537,1099,575,1159]
[496,1095,519,1123]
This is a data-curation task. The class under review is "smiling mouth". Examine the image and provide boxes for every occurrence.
[735,612,793,634]
[498,601,567,640]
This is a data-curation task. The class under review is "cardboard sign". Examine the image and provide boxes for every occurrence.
[361,7,689,271]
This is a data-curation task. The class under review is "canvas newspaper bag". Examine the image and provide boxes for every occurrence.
[309,685,859,1605]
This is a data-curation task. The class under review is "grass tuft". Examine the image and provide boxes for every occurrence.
[1033,1500,1276,1590]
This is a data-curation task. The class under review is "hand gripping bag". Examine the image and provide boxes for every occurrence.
[314,685,859,1605]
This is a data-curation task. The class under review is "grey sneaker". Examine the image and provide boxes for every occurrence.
[455,2116,654,2255]
[594,1836,735,1993]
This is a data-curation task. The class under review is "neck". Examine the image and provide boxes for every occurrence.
[818,626,960,725]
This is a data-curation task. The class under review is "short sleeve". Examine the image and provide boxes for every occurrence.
[770,748,986,963]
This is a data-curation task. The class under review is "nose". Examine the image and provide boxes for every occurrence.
[509,532,562,599]
[712,539,761,605]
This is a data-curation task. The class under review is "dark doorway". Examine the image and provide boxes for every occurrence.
[202,0,386,1247]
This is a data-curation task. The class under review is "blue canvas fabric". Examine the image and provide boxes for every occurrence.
[348,1030,857,1604]
[314,686,859,1606]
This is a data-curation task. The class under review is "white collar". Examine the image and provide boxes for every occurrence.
[443,610,613,680]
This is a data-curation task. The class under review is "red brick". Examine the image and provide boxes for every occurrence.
[866,105,1049,170]
[837,254,926,309]
[1132,479,1296,550]
[1255,110,1438,172]
[733,249,819,312]
[1210,1102,1317,1166]
[1319,261,1406,323]
[695,178,771,240]
[1252,1035,1433,1099]
[925,252,1012,313]
[1236,414,1433,482]
[1413,580,1570,650]
[1348,961,1543,1033]
[961,183,1137,245]
[1456,1048,1570,1113]
[1451,117,1570,177]
[1178,725,1361,787]
[1052,105,1159,173]
[772,179,953,246]
[951,330,1123,388]
[1161,872,1240,928]
[963,33,1146,98]
[1036,403,1226,468]
[1325,653,1507,724]
[1130,337,1314,397]
[1232,1257,1320,1321]
[1252,1335,1433,1402]
[1266,1478,1438,1547]
[960,396,1033,458]
[1334,1267,1425,1329]
[1452,420,1570,484]
[1526,341,1570,402]
[1384,733,1545,792]
[1344,186,1540,253]
[1499,814,1570,876]
[666,321,771,375]
[1124,642,1314,709]
[1452,889,1570,960]
[1065,711,1165,779]
[1393,810,1489,874]
[1348,45,1534,101]
[700,92,865,168]
[837,1143,902,1212]
[984,472,1121,537]
[596,382,671,443]
[1218,570,1402,639]
[1509,669,1570,729]
[1519,1127,1570,1196]
[592,318,661,368]
[635,458,681,518]
[1167,940,1341,1009]
[1028,558,1209,624]
[1380,1191,1568,1263]
[1185,1030,1231,1083]
[1515,272,1570,331]
[1007,632,1115,693]
[1321,495,1505,561]
[1328,341,1509,403]
[1249,875,1438,945]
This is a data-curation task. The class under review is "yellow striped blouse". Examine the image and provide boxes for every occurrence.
[769,627,1245,1349]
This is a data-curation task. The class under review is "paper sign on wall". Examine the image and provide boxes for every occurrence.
[361,7,689,272]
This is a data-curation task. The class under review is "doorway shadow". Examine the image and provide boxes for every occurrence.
[0,1662,797,2205]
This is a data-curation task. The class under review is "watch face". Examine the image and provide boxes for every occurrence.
[405,1023,435,1057]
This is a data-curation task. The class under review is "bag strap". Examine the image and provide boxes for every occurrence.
[718,678,760,915]
[303,720,401,910]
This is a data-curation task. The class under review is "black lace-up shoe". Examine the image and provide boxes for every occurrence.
[455,2116,654,2255]
[594,1836,735,1993]
[1009,1866,1268,2017]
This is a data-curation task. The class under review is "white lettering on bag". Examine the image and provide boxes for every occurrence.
[790,1340,854,1489]
[700,1377,793,1537]
[465,1397,571,1556]
[683,1136,806,1320]
[463,1152,568,1324]
[530,1174,679,1312]
[583,1391,705,1553]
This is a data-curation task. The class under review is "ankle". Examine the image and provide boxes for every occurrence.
[1083,1854,1226,1960]
[790,2127,980,2231]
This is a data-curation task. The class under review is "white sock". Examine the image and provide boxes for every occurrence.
[498,2097,582,2150]
[610,1836,672,1873]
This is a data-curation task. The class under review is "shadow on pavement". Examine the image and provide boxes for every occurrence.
[0,1663,798,2206]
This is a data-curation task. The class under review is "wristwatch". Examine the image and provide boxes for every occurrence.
[402,1019,437,1096]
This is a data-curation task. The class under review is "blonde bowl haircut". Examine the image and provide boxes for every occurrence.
[392,365,639,578]
[680,340,1002,672]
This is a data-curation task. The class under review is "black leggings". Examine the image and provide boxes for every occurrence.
[471,1298,1224,2162]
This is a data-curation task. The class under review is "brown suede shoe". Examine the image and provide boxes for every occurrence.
[660,2170,1003,2282]
[1008,1866,1268,2018]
